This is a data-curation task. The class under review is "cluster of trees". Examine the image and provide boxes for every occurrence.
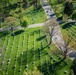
[0,0,41,12]
[0,0,42,31]
[71,57,76,75]
[49,0,76,22]
[63,1,76,21]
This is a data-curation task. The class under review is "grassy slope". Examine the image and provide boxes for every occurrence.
[24,6,47,25]
[48,0,76,50]
[61,23,76,49]
[9,6,46,26]
[0,27,72,75]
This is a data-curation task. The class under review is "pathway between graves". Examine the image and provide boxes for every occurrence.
[0,23,45,32]
[41,0,76,59]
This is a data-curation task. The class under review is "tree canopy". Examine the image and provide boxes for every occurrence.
[3,16,20,27]
[64,1,74,16]
[71,10,76,21]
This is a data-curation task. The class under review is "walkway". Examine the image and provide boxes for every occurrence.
[41,0,76,59]
[0,23,45,32]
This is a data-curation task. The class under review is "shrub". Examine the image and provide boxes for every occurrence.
[64,1,74,16]
[21,21,28,29]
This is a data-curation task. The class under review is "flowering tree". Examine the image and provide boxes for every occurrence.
[3,16,20,32]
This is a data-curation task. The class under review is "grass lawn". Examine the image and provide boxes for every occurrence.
[9,6,46,26]
[61,22,76,49]
[0,27,72,75]
[48,0,76,19]
[24,6,47,25]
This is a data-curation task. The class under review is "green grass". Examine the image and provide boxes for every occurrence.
[61,22,76,49]
[48,0,76,18]
[0,27,72,75]
[9,6,46,26]
[24,6,47,25]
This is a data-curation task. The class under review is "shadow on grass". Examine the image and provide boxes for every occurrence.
[16,41,67,75]
[38,58,67,75]
[0,30,10,38]
[17,44,50,66]
[36,35,46,41]
[62,22,75,29]
[11,30,24,36]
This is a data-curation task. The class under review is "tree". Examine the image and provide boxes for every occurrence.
[43,19,59,45]
[3,16,20,32]
[33,0,41,9]
[0,0,11,18]
[62,38,71,59]
[22,0,29,8]
[63,14,69,22]
[70,70,74,75]
[23,67,41,75]
[18,1,23,25]
[71,57,76,75]
[60,36,75,59]
[71,10,76,22]
[21,20,28,30]
[63,1,74,16]
[0,22,1,28]
[57,0,61,4]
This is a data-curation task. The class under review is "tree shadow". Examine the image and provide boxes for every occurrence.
[0,30,10,38]
[11,30,24,36]
[56,18,64,24]
[37,58,67,75]
[62,22,74,29]
[17,44,50,66]
[57,16,62,20]
[36,35,46,41]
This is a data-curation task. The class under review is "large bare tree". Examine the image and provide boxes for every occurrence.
[60,36,75,59]
[43,19,59,45]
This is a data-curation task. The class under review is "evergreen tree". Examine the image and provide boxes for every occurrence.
[64,1,74,16]
[22,0,29,8]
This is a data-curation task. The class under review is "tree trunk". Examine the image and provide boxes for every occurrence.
[63,49,67,59]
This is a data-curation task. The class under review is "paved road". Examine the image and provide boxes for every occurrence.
[41,0,76,59]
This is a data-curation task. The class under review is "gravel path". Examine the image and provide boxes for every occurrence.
[0,23,45,32]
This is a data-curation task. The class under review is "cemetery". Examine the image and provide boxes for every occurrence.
[0,0,76,75]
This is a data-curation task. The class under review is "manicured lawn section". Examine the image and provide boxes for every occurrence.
[24,6,47,25]
[61,22,76,49]
[9,6,46,26]
[0,27,72,75]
